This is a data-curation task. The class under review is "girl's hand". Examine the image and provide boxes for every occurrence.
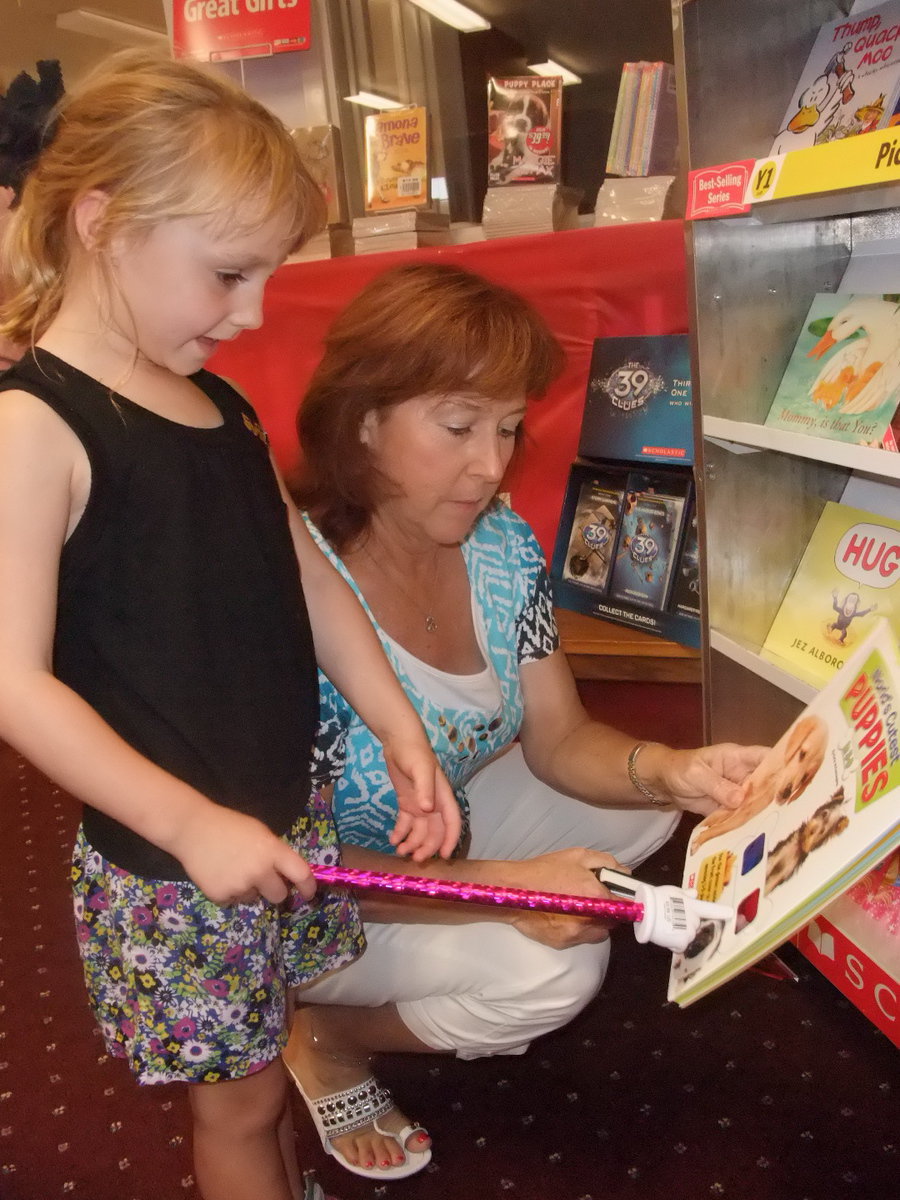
[501,847,622,949]
[383,738,461,861]
[641,742,769,816]
[173,803,316,906]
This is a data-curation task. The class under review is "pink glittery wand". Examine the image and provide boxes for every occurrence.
[311,864,642,922]
[311,865,735,953]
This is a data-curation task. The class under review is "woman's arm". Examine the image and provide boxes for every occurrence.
[0,392,315,904]
[340,842,619,949]
[275,467,460,859]
[517,648,767,816]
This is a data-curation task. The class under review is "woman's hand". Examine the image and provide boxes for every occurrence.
[383,736,462,861]
[498,847,624,950]
[172,802,317,906]
[640,741,769,816]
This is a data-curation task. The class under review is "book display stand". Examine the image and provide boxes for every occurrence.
[550,333,700,648]
[676,0,900,1043]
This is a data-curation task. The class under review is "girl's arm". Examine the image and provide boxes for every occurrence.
[0,392,315,905]
[517,648,767,816]
[276,467,460,861]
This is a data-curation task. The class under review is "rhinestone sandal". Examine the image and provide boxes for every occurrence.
[287,1064,431,1180]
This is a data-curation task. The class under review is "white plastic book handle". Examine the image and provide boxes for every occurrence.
[596,867,733,953]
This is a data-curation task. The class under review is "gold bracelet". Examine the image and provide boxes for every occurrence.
[627,742,669,808]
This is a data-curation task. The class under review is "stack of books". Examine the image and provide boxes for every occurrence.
[605,61,678,178]
[331,210,451,257]
[481,183,582,240]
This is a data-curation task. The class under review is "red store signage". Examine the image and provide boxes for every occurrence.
[685,160,755,220]
[173,0,311,62]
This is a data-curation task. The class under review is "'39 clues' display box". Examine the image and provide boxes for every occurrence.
[578,334,694,465]
[551,460,699,648]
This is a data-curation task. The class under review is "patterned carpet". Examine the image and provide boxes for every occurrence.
[2,683,897,1200]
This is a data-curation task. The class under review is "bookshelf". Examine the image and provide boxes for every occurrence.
[674,0,900,1044]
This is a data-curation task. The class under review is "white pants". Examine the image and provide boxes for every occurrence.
[303,744,679,1059]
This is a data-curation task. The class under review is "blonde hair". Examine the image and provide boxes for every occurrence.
[0,49,324,344]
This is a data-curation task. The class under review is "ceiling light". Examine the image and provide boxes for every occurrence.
[344,92,405,111]
[528,59,582,85]
[406,0,490,33]
[56,8,169,46]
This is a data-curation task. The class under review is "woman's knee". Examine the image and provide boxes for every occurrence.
[401,937,610,1058]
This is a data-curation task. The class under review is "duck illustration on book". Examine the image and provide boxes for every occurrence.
[772,49,855,153]
[806,296,900,415]
[765,293,900,446]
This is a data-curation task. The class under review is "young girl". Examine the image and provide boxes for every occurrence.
[0,51,458,1200]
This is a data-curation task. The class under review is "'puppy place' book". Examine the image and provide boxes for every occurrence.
[487,75,562,187]
[670,621,900,1007]
[764,294,900,447]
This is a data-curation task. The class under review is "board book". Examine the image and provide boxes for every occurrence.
[762,500,900,687]
[763,293,900,447]
[769,1,900,157]
[670,621,900,1007]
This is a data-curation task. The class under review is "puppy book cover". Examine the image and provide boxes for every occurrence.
[669,621,900,1007]
[763,500,900,688]
[487,75,562,186]
[364,105,428,211]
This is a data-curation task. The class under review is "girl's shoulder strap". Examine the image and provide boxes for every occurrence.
[0,349,113,453]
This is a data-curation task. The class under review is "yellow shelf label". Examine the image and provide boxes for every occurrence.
[745,126,900,205]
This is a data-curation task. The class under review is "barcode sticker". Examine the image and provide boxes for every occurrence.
[397,176,422,197]
[667,897,688,929]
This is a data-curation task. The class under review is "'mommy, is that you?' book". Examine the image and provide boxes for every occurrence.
[764,294,900,447]
[669,621,900,1007]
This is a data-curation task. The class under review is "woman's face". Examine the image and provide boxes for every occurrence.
[361,391,527,544]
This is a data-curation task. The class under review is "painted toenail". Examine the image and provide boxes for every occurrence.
[381,1160,391,1167]
[416,1134,428,1143]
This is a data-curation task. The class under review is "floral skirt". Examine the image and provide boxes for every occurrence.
[71,791,364,1085]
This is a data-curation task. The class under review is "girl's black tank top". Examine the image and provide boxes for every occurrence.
[0,349,319,881]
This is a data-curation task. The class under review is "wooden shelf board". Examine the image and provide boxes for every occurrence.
[556,608,701,683]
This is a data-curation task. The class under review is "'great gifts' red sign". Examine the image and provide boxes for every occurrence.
[173,0,311,62]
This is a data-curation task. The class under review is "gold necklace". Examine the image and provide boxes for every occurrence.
[363,542,441,634]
